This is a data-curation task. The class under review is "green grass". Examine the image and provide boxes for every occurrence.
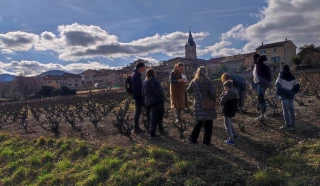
[1,132,319,185]
[248,141,320,186]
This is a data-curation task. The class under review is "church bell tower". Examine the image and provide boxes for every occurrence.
[185,29,197,60]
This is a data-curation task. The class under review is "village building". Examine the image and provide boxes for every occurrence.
[255,39,297,71]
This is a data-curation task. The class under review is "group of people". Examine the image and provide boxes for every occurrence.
[129,53,300,145]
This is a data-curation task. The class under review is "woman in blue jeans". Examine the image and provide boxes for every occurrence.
[142,68,166,139]
[275,65,300,130]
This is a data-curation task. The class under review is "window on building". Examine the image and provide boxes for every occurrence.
[56,81,58,84]
[75,79,78,82]
[69,79,71,82]
[260,50,266,54]
[85,76,89,79]
[75,84,78,87]
[273,48,277,52]
[48,81,51,84]
[68,83,72,86]
[272,56,280,62]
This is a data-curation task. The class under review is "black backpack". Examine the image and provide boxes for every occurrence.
[125,75,133,95]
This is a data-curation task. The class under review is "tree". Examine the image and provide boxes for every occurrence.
[216,65,228,75]
[302,53,320,66]
[51,88,63,97]
[14,74,41,98]
[299,43,316,52]
[292,56,302,67]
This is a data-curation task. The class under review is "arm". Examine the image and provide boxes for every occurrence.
[293,79,300,94]
[170,72,179,84]
[220,92,229,106]
[154,80,166,103]
[132,73,142,96]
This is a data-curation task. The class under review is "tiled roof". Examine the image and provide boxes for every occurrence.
[63,73,82,78]
[256,40,295,50]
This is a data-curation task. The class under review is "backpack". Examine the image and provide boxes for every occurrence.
[125,75,133,95]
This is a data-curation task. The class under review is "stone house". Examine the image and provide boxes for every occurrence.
[255,39,297,71]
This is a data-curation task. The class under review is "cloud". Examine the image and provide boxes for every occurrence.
[206,0,320,56]
[1,49,15,54]
[0,60,112,76]
[0,17,2,21]
[0,31,39,51]
[134,56,159,65]
[5,57,12,61]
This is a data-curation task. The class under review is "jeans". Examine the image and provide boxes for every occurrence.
[238,89,245,110]
[223,117,237,141]
[189,120,213,144]
[258,85,267,114]
[146,102,165,137]
[281,99,295,127]
[134,97,145,130]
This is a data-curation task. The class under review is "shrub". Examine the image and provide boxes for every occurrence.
[61,86,77,96]
[37,85,55,97]
[51,89,63,97]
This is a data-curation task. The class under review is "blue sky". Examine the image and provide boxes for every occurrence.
[0,0,319,76]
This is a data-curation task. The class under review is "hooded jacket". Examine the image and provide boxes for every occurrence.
[220,87,239,118]
[142,77,165,107]
[275,70,300,100]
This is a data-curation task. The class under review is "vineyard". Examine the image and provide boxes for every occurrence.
[1,69,320,185]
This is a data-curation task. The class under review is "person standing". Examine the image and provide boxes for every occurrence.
[142,68,166,139]
[276,65,300,130]
[252,55,272,121]
[170,62,188,123]
[186,66,216,146]
[221,73,246,112]
[220,80,239,146]
[131,62,146,133]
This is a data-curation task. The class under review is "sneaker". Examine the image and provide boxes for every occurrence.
[280,126,294,130]
[233,135,239,139]
[263,114,268,119]
[224,140,235,146]
[185,138,197,144]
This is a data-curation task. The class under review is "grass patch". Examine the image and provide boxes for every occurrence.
[1,132,319,185]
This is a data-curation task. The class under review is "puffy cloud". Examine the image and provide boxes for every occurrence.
[206,0,320,56]
[0,60,112,76]
[0,31,39,51]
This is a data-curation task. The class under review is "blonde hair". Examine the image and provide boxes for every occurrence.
[193,66,209,82]
[221,73,230,83]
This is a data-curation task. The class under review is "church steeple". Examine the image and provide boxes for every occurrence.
[185,30,196,47]
[185,29,197,60]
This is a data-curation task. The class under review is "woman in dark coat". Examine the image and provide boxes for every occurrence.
[170,62,188,122]
[186,66,217,145]
[142,68,166,139]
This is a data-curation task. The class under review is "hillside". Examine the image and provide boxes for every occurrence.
[0,74,16,82]
[38,70,69,76]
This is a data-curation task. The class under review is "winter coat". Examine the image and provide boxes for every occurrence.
[187,78,217,121]
[220,87,239,118]
[252,62,272,88]
[131,69,143,101]
[142,77,165,107]
[170,70,187,108]
[275,70,300,100]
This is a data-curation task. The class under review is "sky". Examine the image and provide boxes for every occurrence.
[0,0,320,76]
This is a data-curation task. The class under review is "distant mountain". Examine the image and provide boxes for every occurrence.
[0,74,17,82]
[39,70,69,76]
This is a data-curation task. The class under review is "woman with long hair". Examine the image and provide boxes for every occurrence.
[186,66,216,145]
[170,62,188,123]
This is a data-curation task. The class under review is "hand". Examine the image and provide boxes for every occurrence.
[178,79,185,83]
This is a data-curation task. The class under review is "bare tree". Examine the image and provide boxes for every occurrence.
[14,74,41,98]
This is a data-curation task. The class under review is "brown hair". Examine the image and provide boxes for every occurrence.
[223,80,233,89]
[174,62,184,69]
[146,68,156,79]
[221,73,230,83]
